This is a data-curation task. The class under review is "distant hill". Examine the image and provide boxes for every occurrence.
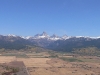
[72,47,100,56]
[46,37,100,52]
[0,33,100,52]
[0,35,35,50]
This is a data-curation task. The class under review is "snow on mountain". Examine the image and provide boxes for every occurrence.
[75,36,85,38]
[74,36,90,39]
[62,35,71,40]
[49,34,61,40]
[25,36,33,39]
[34,32,50,39]
[0,32,100,41]
[96,36,100,39]
[7,34,17,37]
[89,36,100,39]
[20,36,26,39]
[74,36,100,39]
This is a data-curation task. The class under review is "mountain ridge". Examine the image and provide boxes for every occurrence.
[2,32,100,41]
[0,32,100,52]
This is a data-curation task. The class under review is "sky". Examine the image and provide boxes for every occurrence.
[0,0,100,37]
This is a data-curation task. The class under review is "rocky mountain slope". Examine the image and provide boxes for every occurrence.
[0,32,100,52]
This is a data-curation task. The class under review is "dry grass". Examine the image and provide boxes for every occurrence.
[29,58,100,75]
[0,54,100,75]
[17,58,51,67]
[26,52,50,58]
[0,56,16,63]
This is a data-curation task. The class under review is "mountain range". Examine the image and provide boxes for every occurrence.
[0,32,100,52]
[4,32,100,40]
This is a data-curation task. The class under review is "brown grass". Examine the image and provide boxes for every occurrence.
[17,58,51,67]
[0,55,100,75]
[0,56,16,63]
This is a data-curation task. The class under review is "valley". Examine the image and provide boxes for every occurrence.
[0,49,100,75]
[1,0,100,75]
[0,32,100,75]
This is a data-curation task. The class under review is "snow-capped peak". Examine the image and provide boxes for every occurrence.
[40,32,49,37]
[89,36,100,39]
[1,32,100,41]
[49,34,61,40]
[20,36,26,39]
[62,34,70,40]
[34,32,49,39]
[7,34,17,37]
[25,36,33,39]
[41,32,48,36]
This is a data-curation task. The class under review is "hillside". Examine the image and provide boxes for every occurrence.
[47,37,100,52]
[0,34,100,53]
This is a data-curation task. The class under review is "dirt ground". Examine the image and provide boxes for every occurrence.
[0,56,100,75]
[0,61,29,75]
[0,56,16,63]
[28,58,100,75]
[17,58,51,67]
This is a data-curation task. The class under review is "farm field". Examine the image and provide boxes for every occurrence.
[0,51,100,75]
[28,58,100,75]
[17,58,51,67]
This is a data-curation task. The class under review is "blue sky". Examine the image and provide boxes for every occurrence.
[0,0,100,37]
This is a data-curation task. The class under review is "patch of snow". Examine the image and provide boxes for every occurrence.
[7,34,17,37]
[25,36,32,39]
[62,35,71,40]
